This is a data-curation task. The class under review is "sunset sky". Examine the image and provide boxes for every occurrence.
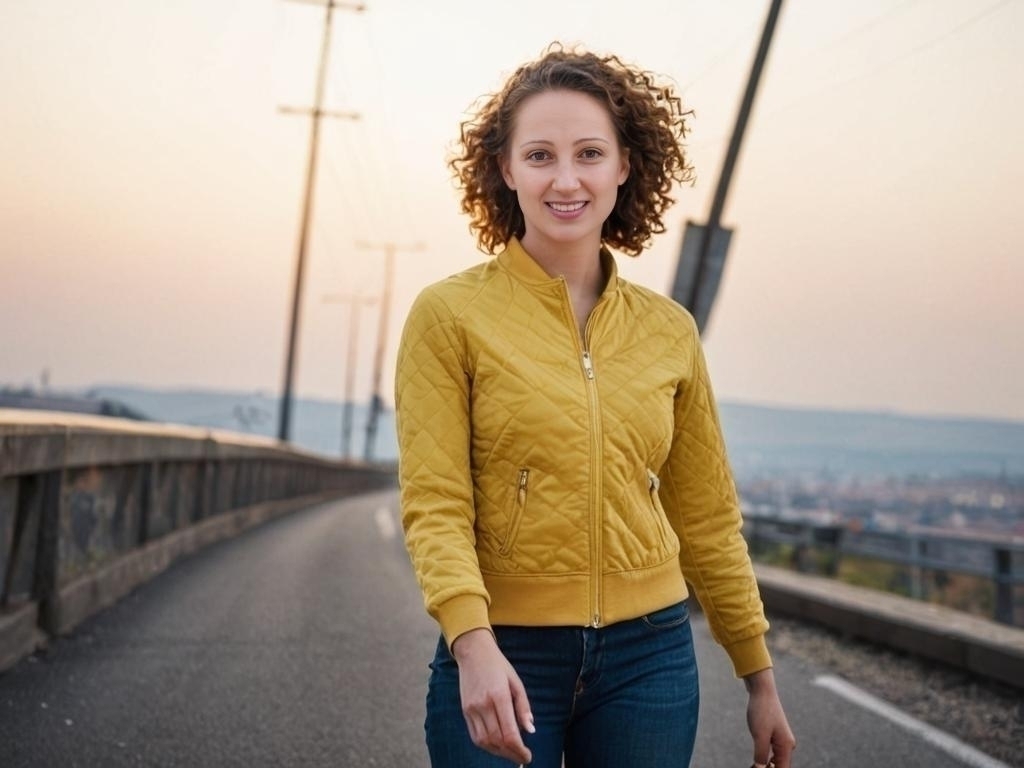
[2,0,1022,423]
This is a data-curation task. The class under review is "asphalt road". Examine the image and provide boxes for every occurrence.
[0,491,1008,767]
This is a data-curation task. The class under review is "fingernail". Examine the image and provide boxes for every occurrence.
[527,714,536,733]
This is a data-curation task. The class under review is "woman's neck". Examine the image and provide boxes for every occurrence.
[521,234,605,299]
[520,234,606,339]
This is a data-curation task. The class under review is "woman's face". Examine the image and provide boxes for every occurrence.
[500,89,629,258]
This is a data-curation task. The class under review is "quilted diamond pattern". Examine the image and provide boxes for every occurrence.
[396,238,769,676]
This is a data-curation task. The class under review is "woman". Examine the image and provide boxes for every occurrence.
[395,43,795,768]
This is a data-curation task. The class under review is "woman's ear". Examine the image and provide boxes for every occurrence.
[500,155,517,190]
[618,148,630,186]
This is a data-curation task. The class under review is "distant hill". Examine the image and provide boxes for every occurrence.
[0,389,149,421]
[716,402,1024,480]
[86,385,395,462]
[56,386,1024,480]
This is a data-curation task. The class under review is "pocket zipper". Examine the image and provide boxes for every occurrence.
[499,469,529,557]
[646,467,660,493]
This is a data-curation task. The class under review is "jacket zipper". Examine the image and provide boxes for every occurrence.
[557,277,606,628]
[581,298,605,628]
[582,351,595,380]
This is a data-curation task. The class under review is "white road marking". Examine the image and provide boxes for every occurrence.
[813,675,1011,768]
[375,506,397,540]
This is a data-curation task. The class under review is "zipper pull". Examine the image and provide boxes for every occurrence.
[647,468,660,493]
[582,351,595,380]
[517,469,529,506]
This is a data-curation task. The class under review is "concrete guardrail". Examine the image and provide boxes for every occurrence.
[0,409,395,672]
[755,564,1024,691]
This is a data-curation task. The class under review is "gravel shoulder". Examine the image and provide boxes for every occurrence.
[768,614,1024,768]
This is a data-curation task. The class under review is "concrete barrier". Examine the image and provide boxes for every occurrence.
[755,563,1024,690]
[0,410,396,672]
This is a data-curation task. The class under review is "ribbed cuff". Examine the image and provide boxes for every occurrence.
[725,634,773,678]
[436,593,491,650]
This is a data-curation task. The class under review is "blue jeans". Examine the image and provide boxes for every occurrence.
[424,601,699,767]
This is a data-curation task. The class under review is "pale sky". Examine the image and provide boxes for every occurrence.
[2,0,1022,423]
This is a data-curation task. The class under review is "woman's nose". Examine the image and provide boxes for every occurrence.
[551,162,581,192]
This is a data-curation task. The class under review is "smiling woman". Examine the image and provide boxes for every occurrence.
[395,44,796,768]
[499,90,630,270]
[449,45,694,259]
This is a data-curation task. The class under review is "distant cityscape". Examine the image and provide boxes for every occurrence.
[741,470,1022,538]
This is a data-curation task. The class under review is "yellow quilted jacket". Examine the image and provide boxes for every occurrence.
[395,238,770,676]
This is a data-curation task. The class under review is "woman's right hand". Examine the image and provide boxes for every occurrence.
[452,628,536,764]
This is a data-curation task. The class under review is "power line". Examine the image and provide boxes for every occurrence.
[678,2,919,152]
[762,0,1017,120]
[320,124,379,237]
[687,0,1017,152]
[679,19,762,95]
[347,14,422,238]
[339,120,389,232]
[898,0,1015,59]
[773,0,921,75]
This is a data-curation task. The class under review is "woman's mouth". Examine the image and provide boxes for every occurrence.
[546,201,588,216]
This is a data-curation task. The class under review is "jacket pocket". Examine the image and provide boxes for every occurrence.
[646,467,674,551]
[499,468,529,557]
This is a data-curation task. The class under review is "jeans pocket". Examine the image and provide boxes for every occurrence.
[641,600,690,630]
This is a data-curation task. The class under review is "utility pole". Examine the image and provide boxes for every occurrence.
[357,240,425,462]
[276,0,364,442]
[323,292,377,459]
[672,0,784,334]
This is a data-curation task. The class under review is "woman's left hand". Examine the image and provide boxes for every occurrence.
[743,667,796,768]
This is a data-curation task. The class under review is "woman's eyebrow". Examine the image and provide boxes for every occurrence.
[517,136,612,148]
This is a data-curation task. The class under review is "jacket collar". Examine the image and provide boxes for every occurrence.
[497,237,620,298]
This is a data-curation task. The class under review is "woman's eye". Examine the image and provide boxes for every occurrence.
[526,150,550,162]
[580,148,603,160]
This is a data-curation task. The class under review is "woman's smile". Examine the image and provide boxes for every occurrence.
[547,200,589,217]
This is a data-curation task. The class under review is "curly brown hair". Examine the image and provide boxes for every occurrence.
[449,43,695,257]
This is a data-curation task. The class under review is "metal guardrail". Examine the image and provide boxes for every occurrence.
[743,514,1024,626]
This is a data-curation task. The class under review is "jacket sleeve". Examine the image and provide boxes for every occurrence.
[394,287,491,647]
[658,313,771,678]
